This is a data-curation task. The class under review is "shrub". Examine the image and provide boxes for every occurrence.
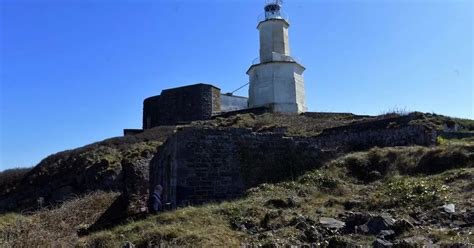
[338,148,397,182]
[436,136,448,145]
[298,170,339,189]
[374,177,449,208]
[0,167,32,195]
[413,146,472,175]
[0,191,119,247]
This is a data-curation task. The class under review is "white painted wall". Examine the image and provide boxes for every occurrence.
[220,94,248,112]
[258,19,291,63]
[248,62,306,113]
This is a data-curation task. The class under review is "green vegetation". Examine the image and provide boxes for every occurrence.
[0,191,119,247]
[0,126,176,213]
[1,113,473,247]
[409,112,474,131]
[192,112,372,136]
[79,153,473,246]
[2,142,470,247]
[372,177,449,209]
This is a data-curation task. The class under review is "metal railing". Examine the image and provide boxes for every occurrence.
[257,11,289,24]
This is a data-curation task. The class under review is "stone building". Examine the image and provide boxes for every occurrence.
[142,84,221,128]
[247,0,307,113]
[141,84,248,130]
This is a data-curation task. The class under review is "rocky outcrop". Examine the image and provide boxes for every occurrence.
[0,125,176,213]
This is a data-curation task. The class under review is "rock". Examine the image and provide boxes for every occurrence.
[265,198,299,208]
[365,214,396,235]
[122,241,135,248]
[319,217,345,230]
[122,158,151,215]
[441,203,456,213]
[397,236,433,246]
[262,242,278,248]
[368,170,383,181]
[326,236,361,248]
[343,200,363,210]
[303,227,323,243]
[463,210,474,225]
[295,220,310,231]
[373,238,393,248]
[286,197,300,208]
[258,232,274,240]
[343,212,371,232]
[393,218,414,234]
[355,224,370,234]
[315,207,325,214]
[378,230,396,240]
[296,215,306,223]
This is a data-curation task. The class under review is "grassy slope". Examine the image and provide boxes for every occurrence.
[1,112,473,247]
[2,141,470,247]
[78,142,473,247]
[0,126,176,213]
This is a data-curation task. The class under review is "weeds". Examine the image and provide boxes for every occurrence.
[373,177,449,209]
[0,191,119,247]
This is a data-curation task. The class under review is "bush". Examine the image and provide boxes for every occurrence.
[335,145,473,181]
[0,167,32,195]
[374,178,449,208]
[413,146,473,175]
[0,191,119,247]
[338,148,399,182]
[298,170,339,189]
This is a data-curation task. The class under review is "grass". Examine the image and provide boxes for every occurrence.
[0,139,165,213]
[370,177,449,209]
[77,143,473,247]
[1,142,472,247]
[0,191,119,247]
[331,143,474,182]
[192,112,375,136]
[2,112,473,246]
[409,113,474,131]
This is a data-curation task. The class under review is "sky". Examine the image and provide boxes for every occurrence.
[1,0,473,171]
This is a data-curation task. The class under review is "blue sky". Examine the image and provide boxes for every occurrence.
[1,0,472,170]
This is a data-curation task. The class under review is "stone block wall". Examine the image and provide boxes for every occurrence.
[150,118,436,208]
[143,84,220,129]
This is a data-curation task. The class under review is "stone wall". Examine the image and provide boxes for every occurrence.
[143,84,220,128]
[150,119,436,208]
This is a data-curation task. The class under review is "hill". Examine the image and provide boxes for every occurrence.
[0,111,473,247]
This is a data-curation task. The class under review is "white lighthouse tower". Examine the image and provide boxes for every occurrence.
[247,0,307,113]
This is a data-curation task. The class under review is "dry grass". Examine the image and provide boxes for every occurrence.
[332,143,474,182]
[192,112,372,136]
[0,191,119,247]
[3,142,473,247]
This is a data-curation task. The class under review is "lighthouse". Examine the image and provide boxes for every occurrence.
[247,0,307,113]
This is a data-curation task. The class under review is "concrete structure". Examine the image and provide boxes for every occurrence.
[142,84,221,128]
[138,84,249,130]
[247,1,307,113]
[150,114,437,208]
[220,93,248,112]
